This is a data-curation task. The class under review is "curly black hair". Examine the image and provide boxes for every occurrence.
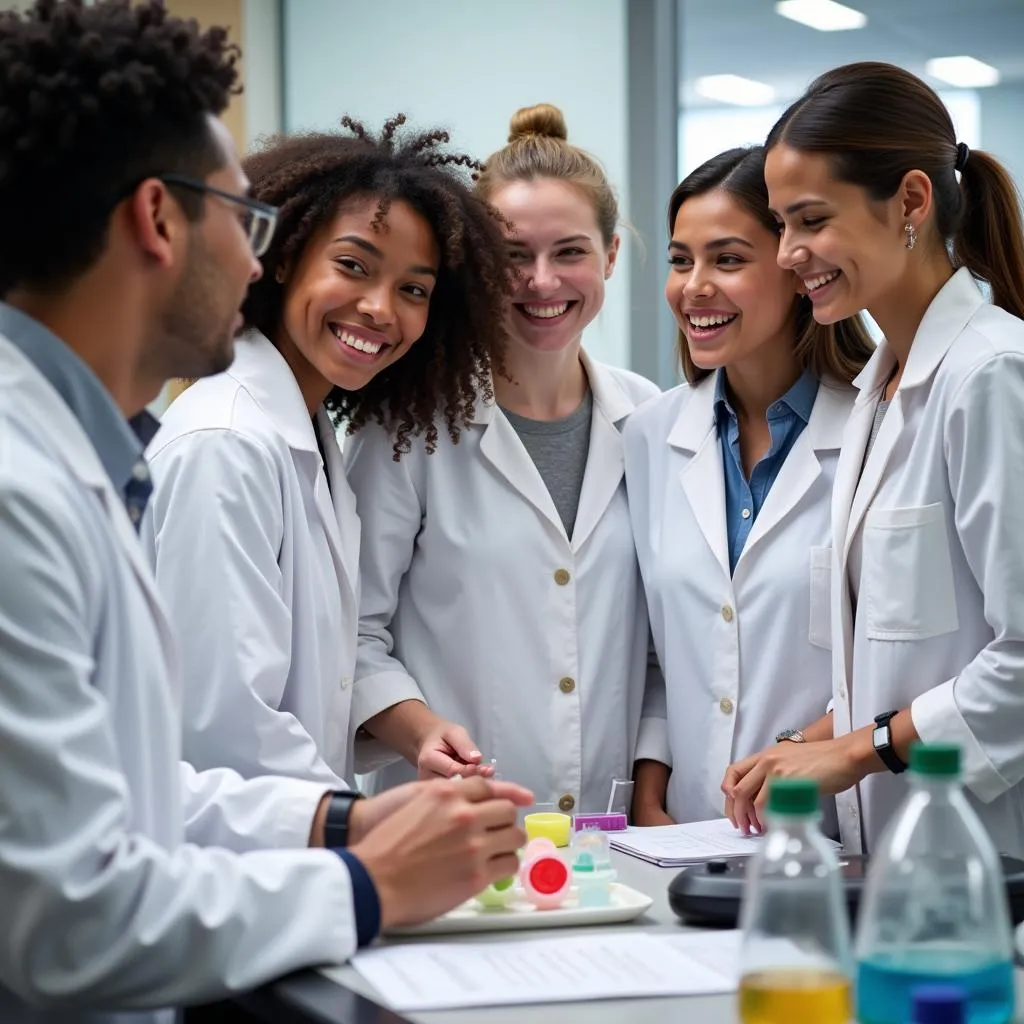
[242,115,512,459]
[0,0,239,296]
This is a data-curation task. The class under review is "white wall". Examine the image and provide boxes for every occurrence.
[242,0,283,146]
[282,0,631,369]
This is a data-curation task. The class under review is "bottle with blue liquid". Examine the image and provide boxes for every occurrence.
[855,743,1015,1024]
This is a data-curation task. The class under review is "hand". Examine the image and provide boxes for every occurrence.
[632,805,676,827]
[350,776,534,929]
[723,734,869,835]
[416,720,493,780]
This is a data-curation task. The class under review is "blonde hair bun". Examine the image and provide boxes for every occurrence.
[508,103,568,143]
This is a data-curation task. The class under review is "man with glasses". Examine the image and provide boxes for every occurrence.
[0,3,529,1023]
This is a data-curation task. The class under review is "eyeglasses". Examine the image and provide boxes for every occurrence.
[159,174,279,258]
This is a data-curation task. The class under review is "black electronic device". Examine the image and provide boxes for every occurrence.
[668,852,1024,928]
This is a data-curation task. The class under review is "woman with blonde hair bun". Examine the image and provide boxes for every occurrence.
[345,103,662,815]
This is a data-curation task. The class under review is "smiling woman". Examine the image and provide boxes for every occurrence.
[140,114,513,789]
[344,103,662,815]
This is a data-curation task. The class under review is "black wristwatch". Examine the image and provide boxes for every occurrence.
[323,790,365,848]
[872,711,908,775]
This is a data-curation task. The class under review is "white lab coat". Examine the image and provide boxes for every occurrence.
[345,353,660,814]
[624,375,854,825]
[142,332,392,784]
[833,267,1024,856]
[0,333,358,1024]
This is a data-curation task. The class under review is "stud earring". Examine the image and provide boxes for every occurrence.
[904,223,917,250]
[275,266,286,284]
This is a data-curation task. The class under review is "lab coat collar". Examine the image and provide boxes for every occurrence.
[669,371,849,454]
[0,333,177,654]
[228,331,322,455]
[469,348,640,426]
[470,349,638,548]
[225,332,359,600]
[668,373,853,580]
[852,266,985,398]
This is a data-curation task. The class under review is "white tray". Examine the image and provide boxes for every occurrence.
[385,882,654,937]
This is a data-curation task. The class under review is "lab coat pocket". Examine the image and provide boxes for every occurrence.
[808,546,832,649]
[863,503,959,641]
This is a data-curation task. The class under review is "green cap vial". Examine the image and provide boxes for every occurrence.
[767,777,819,816]
[909,743,961,777]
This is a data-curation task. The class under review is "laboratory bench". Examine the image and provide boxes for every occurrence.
[222,851,1024,1024]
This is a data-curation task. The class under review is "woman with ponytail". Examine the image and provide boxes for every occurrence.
[345,104,660,814]
[723,62,1024,859]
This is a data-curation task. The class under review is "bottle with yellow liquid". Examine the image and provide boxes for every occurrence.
[738,778,853,1024]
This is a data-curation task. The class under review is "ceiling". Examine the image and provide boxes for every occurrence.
[678,0,1024,108]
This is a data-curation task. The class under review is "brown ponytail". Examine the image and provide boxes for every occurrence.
[767,62,1024,321]
[955,149,1024,319]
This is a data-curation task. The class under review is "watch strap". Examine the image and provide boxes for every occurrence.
[324,789,364,849]
[872,711,907,774]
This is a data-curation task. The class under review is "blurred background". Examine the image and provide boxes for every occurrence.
[6,0,1023,389]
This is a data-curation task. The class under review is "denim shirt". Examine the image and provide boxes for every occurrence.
[715,367,819,573]
[0,302,159,528]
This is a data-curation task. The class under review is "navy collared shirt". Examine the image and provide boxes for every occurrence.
[715,367,819,574]
[0,302,159,528]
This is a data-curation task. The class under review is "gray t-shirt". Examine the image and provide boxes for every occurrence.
[501,389,594,538]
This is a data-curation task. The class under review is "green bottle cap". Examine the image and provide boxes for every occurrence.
[910,743,960,776]
[493,876,515,891]
[767,778,819,815]
[573,852,595,874]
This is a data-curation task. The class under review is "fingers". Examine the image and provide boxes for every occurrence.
[721,755,755,794]
[752,789,769,834]
[417,748,464,780]
[440,725,483,765]
[485,780,534,806]
[731,767,771,835]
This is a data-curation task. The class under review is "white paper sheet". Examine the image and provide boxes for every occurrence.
[608,818,765,866]
[342,932,734,1011]
[665,929,744,983]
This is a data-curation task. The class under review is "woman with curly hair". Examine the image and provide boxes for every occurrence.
[346,104,661,813]
[142,115,511,785]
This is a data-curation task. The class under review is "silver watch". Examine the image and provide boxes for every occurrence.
[775,728,806,744]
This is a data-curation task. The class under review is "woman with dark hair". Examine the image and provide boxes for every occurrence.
[142,115,512,785]
[724,62,1024,862]
[625,145,874,827]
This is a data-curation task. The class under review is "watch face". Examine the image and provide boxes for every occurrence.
[872,726,887,751]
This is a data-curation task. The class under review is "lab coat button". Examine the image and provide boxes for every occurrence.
[558,676,576,694]
[719,697,734,715]
[721,604,734,623]
[131,461,150,482]
[741,507,751,520]
[341,676,352,689]
[558,794,575,812]
[553,568,571,586]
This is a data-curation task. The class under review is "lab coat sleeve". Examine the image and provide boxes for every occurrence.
[0,476,357,1009]
[634,638,671,766]
[622,409,671,767]
[911,352,1024,802]
[343,424,429,725]
[179,760,330,852]
[144,429,345,786]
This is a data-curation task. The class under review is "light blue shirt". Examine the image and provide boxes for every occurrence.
[0,302,158,527]
[714,367,819,574]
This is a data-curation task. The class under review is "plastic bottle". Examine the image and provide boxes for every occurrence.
[737,777,852,1024]
[856,744,1015,1024]
[909,984,967,1023]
